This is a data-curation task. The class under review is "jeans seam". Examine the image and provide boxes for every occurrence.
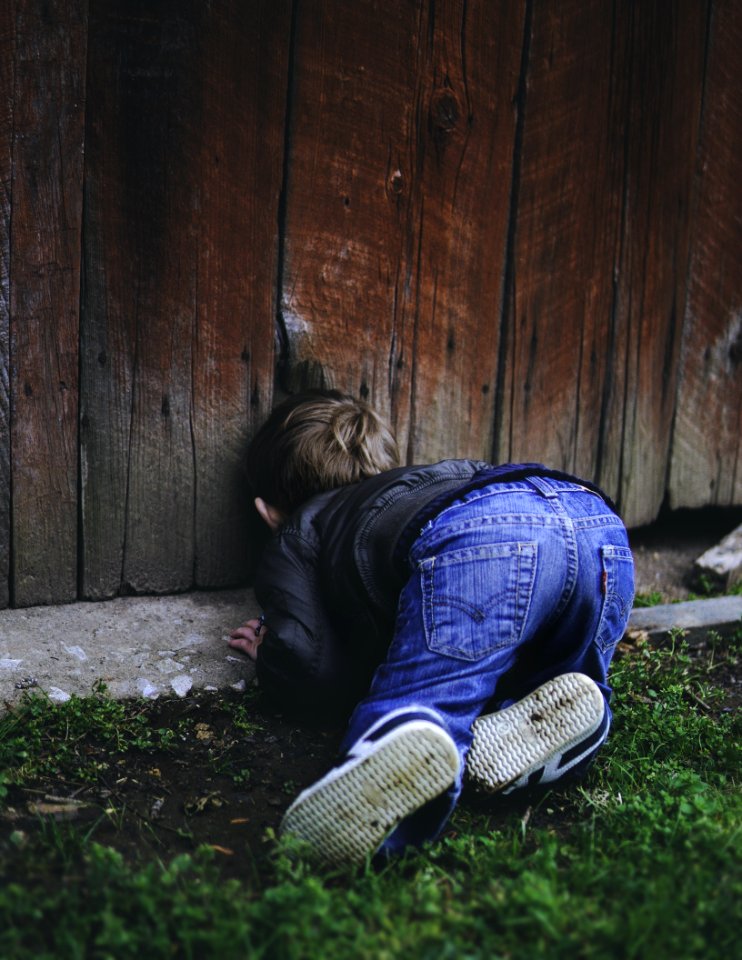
[544,497,579,623]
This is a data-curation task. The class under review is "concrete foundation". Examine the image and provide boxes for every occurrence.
[0,589,258,710]
[1,588,739,715]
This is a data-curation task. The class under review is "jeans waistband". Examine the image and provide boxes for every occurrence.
[525,475,603,499]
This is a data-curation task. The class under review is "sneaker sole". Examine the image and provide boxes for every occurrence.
[466,673,606,794]
[280,721,460,864]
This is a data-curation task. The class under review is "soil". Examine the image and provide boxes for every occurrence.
[4,629,738,887]
[1,507,740,884]
[1,690,347,882]
[629,505,741,601]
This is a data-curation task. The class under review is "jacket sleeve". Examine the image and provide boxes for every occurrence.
[253,527,368,716]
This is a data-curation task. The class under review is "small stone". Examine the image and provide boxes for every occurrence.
[61,644,88,662]
[156,658,183,676]
[170,675,193,698]
[0,659,23,671]
[693,523,742,591]
[135,678,160,699]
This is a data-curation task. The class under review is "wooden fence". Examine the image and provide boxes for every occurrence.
[1,0,740,608]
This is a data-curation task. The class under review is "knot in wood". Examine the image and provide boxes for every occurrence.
[389,169,404,195]
[431,91,460,135]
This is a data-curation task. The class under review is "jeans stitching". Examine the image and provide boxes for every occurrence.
[541,495,579,623]
[595,548,635,653]
[421,542,536,661]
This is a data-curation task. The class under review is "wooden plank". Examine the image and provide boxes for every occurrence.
[280,0,523,462]
[668,0,742,511]
[81,0,199,597]
[627,595,742,646]
[82,0,287,598]
[0,4,13,609]
[603,0,708,526]
[190,0,288,587]
[502,0,708,528]
[9,0,86,606]
[497,0,626,480]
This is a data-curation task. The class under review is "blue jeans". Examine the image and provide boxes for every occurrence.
[340,477,634,851]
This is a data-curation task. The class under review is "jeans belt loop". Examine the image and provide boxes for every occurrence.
[525,475,558,498]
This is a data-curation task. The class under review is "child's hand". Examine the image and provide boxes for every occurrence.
[228,617,265,661]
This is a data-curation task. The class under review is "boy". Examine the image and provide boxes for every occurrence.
[229,390,634,864]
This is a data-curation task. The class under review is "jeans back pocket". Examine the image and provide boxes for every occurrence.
[595,545,635,655]
[420,542,537,662]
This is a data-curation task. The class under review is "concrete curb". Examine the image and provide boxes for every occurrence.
[0,589,258,712]
[0,590,739,715]
[626,595,742,644]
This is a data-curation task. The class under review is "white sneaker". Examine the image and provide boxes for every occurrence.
[280,713,460,865]
[466,673,608,795]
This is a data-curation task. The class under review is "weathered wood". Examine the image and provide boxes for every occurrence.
[82,0,287,598]
[627,595,742,646]
[669,0,742,511]
[0,4,13,609]
[9,0,86,606]
[81,0,201,597]
[603,0,708,526]
[497,0,626,480]
[502,0,708,528]
[190,0,288,587]
[280,0,523,462]
[1,0,739,610]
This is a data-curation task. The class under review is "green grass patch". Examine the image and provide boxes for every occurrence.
[0,633,739,960]
[0,681,175,794]
[632,590,666,607]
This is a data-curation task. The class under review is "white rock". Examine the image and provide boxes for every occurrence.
[135,678,160,699]
[0,658,23,671]
[694,523,742,590]
[155,658,182,675]
[61,644,88,662]
[170,675,193,698]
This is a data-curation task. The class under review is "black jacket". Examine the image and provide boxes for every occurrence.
[254,459,488,714]
[253,458,614,716]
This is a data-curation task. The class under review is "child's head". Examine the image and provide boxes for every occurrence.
[246,389,400,515]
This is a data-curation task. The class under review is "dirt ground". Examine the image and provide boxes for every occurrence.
[629,505,741,600]
[2,506,740,882]
[2,691,346,882]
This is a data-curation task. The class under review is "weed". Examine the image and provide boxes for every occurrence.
[219,693,266,738]
[633,590,665,607]
[0,686,176,798]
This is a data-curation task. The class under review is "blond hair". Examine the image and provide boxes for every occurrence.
[246,390,400,513]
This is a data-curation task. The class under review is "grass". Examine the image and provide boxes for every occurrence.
[632,590,666,607]
[0,630,740,960]
[0,679,174,791]
[634,582,742,608]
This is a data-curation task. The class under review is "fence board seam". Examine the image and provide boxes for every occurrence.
[495,0,532,464]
